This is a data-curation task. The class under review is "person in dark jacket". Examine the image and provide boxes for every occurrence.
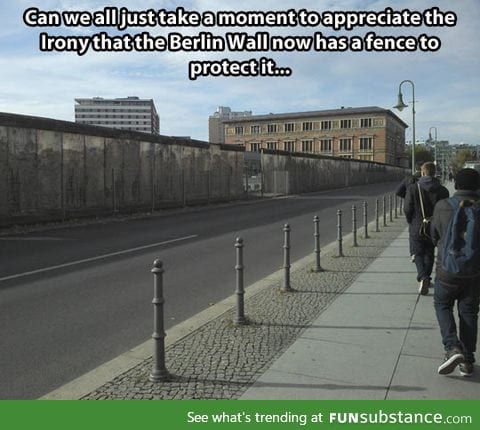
[404,162,449,295]
[431,168,480,376]
[395,169,421,199]
[395,169,421,262]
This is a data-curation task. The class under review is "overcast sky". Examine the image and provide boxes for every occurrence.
[0,0,478,145]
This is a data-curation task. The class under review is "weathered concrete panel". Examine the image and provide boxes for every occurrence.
[154,143,183,207]
[0,126,9,216]
[104,137,124,210]
[84,135,106,208]
[7,127,38,214]
[122,139,141,206]
[37,129,62,211]
[63,132,84,209]
[139,141,154,209]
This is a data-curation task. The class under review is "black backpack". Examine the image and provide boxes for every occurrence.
[442,197,480,276]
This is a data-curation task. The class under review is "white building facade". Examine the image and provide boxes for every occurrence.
[75,96,160,134]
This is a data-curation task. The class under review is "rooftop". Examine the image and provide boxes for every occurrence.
[222,106,409,128]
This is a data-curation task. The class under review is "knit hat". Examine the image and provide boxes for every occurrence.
[454,168,480,191]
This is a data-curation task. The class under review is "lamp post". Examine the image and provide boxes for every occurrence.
[394,80,416,174]
[428,126,438,168]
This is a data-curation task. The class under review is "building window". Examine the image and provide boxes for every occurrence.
[320,139,332,152]
[284,140,295,152]
[250,142,261,152]
[250,125,261,134]
[340,119,352,129]
[267,124,277,133]
[302,139,313,152]
[302,122,313,131]
[360,137,373,151]
[321,120,332,130]
[235,126,244,135]
[284,123,295,132]
[361,118,372,128]
[339,138,352,152]
[266,141,277,150]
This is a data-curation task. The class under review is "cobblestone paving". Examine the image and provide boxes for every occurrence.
[83,220,406,400]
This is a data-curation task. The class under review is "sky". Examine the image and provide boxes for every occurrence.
[0,0,479,145]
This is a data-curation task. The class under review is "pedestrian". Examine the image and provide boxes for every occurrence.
[431,168,480,376]
[404,162,449,295]
[395,167,421,262]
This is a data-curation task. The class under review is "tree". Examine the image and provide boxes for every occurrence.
[451,149,473,171]
[404,144,434,168]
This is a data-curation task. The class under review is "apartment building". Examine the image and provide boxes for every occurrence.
[223,106,408,166]
[75,96,160,134]
[208,106,252,144]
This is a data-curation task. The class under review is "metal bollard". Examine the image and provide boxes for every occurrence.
[149,260,170,382]
[383,195,387,227]
[363,201,369,239]
[352,205,358,247]
[234,238,247,325]
[389,195,393,222]
[395,195,398,219]
[281,224,293,292]
[337,210,344,257]
[400,197,403,213]
[375,198,380,232]
[313,215,323,272]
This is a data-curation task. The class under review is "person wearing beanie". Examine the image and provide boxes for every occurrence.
[431,168,480,376]
[404,162,449,294]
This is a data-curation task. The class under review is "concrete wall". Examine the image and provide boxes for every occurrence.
[0,113,407,227]
[260,149,407,195]
[0,113,244,226]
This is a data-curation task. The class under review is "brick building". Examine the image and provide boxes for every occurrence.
[223,106,408,166]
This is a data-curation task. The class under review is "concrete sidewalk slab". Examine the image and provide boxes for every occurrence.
[240,227,480,400]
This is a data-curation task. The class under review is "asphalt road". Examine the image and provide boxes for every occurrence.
[0,181,399,399]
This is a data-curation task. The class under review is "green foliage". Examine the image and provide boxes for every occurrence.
[452,148,473,171]
[404,144,434,168]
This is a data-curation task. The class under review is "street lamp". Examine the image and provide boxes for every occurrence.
[394,80,416,174]
[428,126,438,167]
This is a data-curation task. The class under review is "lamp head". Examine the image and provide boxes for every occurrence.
[393,92,408,111]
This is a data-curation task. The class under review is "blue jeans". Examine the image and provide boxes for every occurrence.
[434,272,480,363]
[411,238,435,282]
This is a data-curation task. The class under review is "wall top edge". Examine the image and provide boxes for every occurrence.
[0,111,246,153]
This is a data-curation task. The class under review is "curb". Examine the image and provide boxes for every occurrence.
[41,208,405,399]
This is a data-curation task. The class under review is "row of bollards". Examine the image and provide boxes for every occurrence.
[149,193,402,382]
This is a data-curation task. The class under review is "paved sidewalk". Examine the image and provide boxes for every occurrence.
[43,195,479,400]
[241,228,480,400]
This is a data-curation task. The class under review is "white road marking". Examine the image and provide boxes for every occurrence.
[0,234,198,282]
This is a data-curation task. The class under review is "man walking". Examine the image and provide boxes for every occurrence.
[395,166,421,262]
[431,168,480,376]
[404,162,449,294]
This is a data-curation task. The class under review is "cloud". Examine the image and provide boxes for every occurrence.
[0,0,478,145]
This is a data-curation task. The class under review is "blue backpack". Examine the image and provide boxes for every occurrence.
[442,197,480,276]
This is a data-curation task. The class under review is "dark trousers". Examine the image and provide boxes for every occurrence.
[408,224,414,256]
[411,238,435,282]
[434,272,480,363]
